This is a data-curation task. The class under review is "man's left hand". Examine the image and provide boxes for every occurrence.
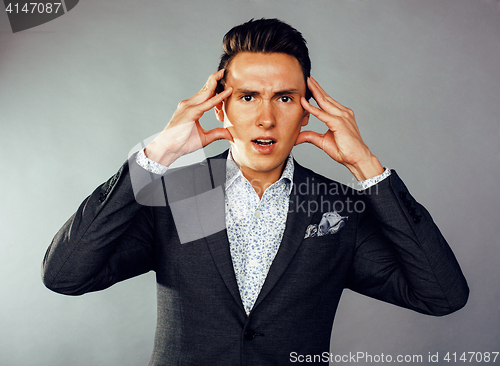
[296,77,384,181]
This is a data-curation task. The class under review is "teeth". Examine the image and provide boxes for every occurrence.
[255,139,274,146]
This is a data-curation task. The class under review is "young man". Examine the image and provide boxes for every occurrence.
[42,19,468,365]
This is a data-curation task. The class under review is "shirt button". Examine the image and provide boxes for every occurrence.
[254,210,261,218]
[249,259,258,267]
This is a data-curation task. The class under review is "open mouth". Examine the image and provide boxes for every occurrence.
[252,139,276,146]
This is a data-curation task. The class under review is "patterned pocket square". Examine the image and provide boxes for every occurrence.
[304,211,348,239]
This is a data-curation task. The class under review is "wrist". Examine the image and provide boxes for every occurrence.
[145,132,181,167]
[346,155,384,182]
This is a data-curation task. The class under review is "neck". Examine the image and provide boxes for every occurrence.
[239,164,284,199]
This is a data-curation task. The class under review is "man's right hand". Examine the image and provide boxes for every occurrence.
[145,69,233,167]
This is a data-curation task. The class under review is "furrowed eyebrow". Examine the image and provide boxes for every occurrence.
[234,89,259,96]
[274,89,300,97]
[234,89,300,97]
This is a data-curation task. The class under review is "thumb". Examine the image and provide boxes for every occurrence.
[295,130,323,148]
[203,127,234,147]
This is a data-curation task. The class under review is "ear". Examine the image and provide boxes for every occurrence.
[214,101,225,122]
[301,110,310,127]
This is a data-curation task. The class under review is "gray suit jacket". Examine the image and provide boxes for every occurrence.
[42,150,468,365]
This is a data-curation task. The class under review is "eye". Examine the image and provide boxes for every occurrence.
[278,96,292,103]
[242,95,254,102]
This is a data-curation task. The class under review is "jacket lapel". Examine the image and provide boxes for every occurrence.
[252,162,318,312]
[201,152,246,313]
[204,229,245,313]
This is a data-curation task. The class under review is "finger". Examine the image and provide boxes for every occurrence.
[203,127,234,147]
[309,76,345,108]
[206,69,226,96]
[301,97,341,130]
[172,87,232,130]
[301,96,322,116]
[196,86,233,113]
[294,130,325,148]
[308,76,347,111]
[202,69,225,92]
[191,69,226,104]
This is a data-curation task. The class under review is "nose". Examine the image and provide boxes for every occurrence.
[257,101,275,129]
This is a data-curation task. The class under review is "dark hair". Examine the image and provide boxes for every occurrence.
[216,18,312,99]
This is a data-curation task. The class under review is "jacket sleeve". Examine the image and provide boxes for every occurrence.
[346,170,469,316]
[41,156,164,295]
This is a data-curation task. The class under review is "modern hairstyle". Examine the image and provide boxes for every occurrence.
[216,18,312,99]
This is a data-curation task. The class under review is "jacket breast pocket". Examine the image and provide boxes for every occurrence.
[287,233,350,286]
[301,232,342,248]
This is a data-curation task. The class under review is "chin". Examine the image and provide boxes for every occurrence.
[251,158,286,172]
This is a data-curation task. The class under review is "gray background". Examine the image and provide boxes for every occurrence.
[1,0,499,365]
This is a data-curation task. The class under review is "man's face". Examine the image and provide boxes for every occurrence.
[216,52,309,183]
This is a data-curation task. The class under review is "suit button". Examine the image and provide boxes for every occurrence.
[408,207,416,215]
[244,329,256,340]
[413,215,421,223]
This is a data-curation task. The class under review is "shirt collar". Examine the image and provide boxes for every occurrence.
[225,149,295,194]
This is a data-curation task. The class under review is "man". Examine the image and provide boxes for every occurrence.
[42,19,468,365]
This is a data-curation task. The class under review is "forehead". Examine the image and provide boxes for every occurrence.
[225,52,305,91]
